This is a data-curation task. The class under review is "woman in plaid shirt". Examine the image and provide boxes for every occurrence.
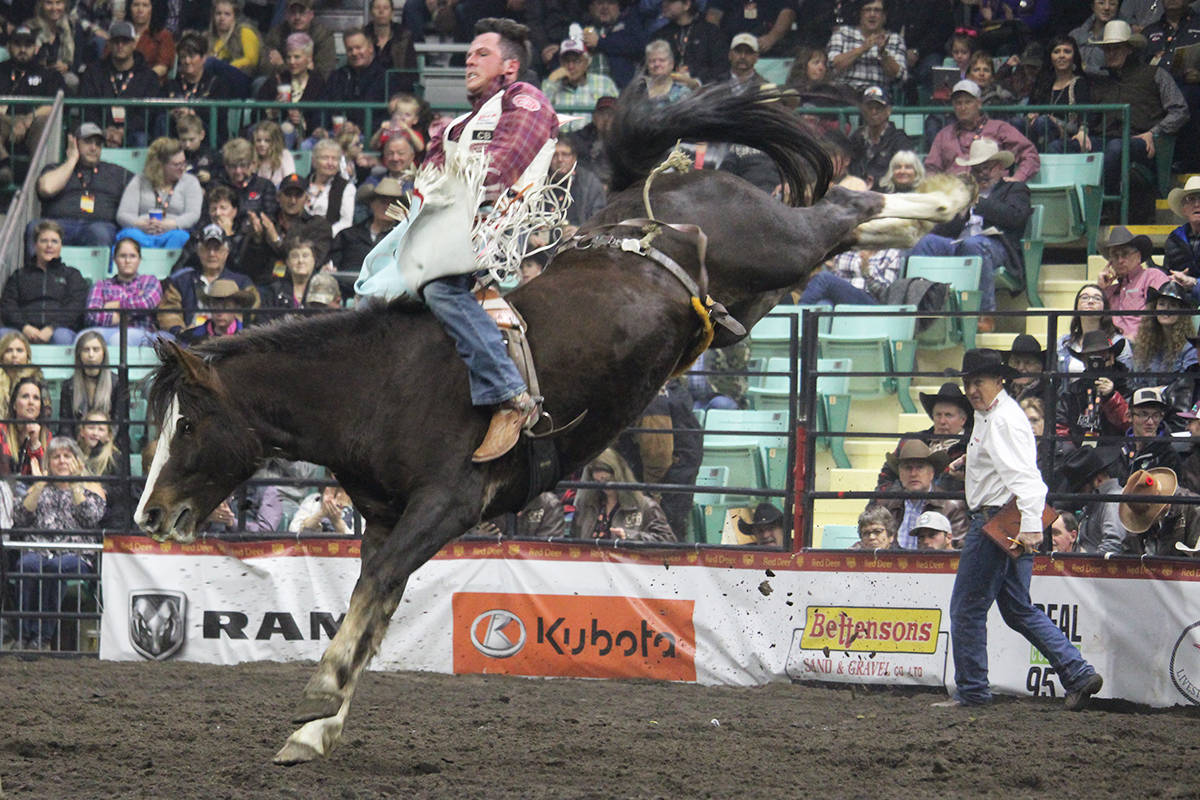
[83,238,163,347]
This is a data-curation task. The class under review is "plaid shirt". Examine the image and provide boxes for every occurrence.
[829,248,902,299]
[427,80,558,201]
[85,274,163,329]
[541,72,618,132]
[826,26,907,91]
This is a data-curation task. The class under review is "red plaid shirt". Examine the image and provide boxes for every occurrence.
[427,79,558,201]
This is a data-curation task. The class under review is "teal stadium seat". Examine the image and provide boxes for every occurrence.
[904,256,983,349]
[819,524,860,549]
[701,408,789,497]
[29,343,76,384]
[1027,154,1100,249]
[102,147,148,174]
[815,357,852,468]
[291,150,312,177]
[828,304,917,412]
[137,248,183,278]
[60,245,110,284]
[691,465,731,544]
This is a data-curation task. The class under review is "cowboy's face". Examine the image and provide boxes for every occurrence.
[970,157,1007,188]
[1102,42,1131,69]
[1106,243,1141,277]
[1182,192,1200,230]
[753,524,783,548]
[1008,354,1041,389]
[898,459,934,492]
[964,375,1004,411]
[931,401,966,435]
[465,32,518,95]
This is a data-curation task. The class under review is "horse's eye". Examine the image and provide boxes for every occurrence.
[179,419,194,436]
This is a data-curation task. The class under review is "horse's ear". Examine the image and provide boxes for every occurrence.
[166,341,219,390]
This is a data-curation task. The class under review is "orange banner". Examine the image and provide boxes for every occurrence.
[452,592,697,681]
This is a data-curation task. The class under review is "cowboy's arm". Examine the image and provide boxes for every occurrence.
[481,85,558,200]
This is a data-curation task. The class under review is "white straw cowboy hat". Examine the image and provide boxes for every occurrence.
[1168,175,1200,219]
[1088,19,1147,48]
[1119,468,1179,534]
[955,138,1015,168]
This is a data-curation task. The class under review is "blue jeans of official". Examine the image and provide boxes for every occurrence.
[422,274,526,406]
[948,513,1096,704]
[798,271,877,306]
[25,218,116,258]
[910,233,1003,311]
[18,550,92,645]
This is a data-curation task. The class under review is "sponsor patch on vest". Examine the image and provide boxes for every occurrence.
[472,129,494,142]
[512,93,542,112]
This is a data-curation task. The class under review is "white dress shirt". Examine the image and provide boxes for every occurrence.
[965,389,1048,532]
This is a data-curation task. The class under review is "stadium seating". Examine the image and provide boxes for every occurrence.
[1027,154,1100,249]
[137,248,184,279]
[817,524,859,549]
[691,465,732,544]
[814,357,852,468]
[29,343,76,384]
[60,246,111,284]
[904,256,982,349]
[102,147,148,174]
[291,150,312,177]
[701,408,790,497]
[828,304,917,412]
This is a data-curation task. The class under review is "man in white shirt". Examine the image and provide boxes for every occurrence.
[937,349,1104,710]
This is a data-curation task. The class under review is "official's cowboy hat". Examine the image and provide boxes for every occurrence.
[1146,280,1197,308]
[736,502,784,536]
[356,176,408,203]
[919,381,972,419]
[956,348,1019,380]
[884,438,951,473]
[1088,19,1147,49]
[1061,445,1122,492]
[1100,225,1154,262]
[1005,333,1044,361]
[1066,328,1126,360]
[201,278,256,308]
[954,137,1015,169]
[1168,176,1200,219]
[1119,467,1178,533]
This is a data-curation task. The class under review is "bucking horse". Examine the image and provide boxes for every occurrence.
[134,85,967,764]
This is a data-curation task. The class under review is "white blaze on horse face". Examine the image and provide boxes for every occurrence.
[135,394,180,529]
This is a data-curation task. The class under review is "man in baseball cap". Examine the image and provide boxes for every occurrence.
[0,23,67,181]
[725,33,766,93]
[925,77,1039,182]
[541,37,618,133]
[912,510,955,550]
[77,19,160,147]
[848,84,914,186]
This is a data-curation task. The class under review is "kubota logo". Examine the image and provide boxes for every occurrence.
[469,609,527,658]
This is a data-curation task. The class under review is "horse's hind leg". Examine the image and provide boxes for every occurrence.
[273,491,478,765]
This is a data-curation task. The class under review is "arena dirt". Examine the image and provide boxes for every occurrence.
[2,658,1198,799]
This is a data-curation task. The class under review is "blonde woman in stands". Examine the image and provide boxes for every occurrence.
[305,137,355,236]
[115,137,203,249]
[0,332,46,419]
[58,331,128,441]
[251,120,295,188]
[877,150,924,193]
[76,409,131,528]
[30,0,87,91]
[208,0,262,84]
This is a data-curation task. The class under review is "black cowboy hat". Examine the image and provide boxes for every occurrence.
[1061,446,1122,492]
[1004,333,1044,361]
[918,381,972,419]
[884,438,952,473]
[1100,225,1154,263]
[737,502,784,536]
[956,348,1018,380]
[1066,329,1125,361]
[1146,280,1198,309]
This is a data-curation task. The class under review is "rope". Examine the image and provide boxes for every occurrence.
[642,143,694,220]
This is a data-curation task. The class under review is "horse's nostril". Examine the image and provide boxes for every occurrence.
[144,507,163,531]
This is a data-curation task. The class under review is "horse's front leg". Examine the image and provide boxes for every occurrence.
[273,489,480,765]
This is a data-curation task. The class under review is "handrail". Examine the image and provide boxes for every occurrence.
[0,90,64,292]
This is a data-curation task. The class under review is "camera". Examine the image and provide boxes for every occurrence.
[1086,354,1107,372]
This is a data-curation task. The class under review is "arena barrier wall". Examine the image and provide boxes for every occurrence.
[100,536,1200,708]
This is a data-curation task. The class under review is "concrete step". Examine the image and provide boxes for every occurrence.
[828,468,877,492]
[845,438,894,470]
[1127,225,1175,249]
[1039,262,1089,283]
[897,412,929,431]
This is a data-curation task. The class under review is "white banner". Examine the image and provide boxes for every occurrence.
[101,537,1200,707]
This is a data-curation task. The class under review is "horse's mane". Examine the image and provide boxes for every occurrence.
[147,301,422,425]
[604,84,832,207]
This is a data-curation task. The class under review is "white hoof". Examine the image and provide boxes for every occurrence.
[272,714,345,765]
[273,739,322,766]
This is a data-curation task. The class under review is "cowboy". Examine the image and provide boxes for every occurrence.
[1054,328,1132,445]
[868,439,969,549]
[936,348,1104,710]
[911,136,1032,326]
[1120,467,1200,556]
[736,502,785,547]
[1089,20,1188,214]
[1122,386,1185,477]
[1061,445,1128,554]
[355,18,560,463]
[877,381,972,491]
[177,278,256,344]
[925,79,1040,183]
[1098,225,1171,340]
[1005,333,1046,401]
[912,510,955,551]
[1165,176,1200,288]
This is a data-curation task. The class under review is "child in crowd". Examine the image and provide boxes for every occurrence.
[176,115,218,187]
[251,120,295,188]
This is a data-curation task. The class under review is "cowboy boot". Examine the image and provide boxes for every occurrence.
[472,391,540,463]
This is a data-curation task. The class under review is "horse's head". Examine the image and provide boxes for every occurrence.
[135,342,263,543]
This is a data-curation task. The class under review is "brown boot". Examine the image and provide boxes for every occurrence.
[471,392,540,463]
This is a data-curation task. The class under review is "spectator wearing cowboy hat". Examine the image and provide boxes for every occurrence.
[1122,386,1186,477]
[1006,333,1047,401]
[1165,176,1200,289]
[1129,282,1199,414]
[868,439,969,549]
[925,79,1040,183]
[1120,466,1200,556]
[329,177,407,298]
[1061,445,1127,554]
[157,224,260,335]
[1089,20,1189,219]
[877,381,972,491]
[177,278,257,345]
[910,136,1032,320]
[1054,328,1132,445]
[540,38,619,133]
[912,510,956,550]
[937,347,1103,711]
[735,502,785,547]
[1098,225,1170,340]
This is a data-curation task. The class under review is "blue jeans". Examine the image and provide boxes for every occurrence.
[1103,135,1151,197]
[25,218,117,258]
[18,550,93,645]
[76,326,159,348]
[948,514,1096,704]
[421,274,526,406]
[0,325,77,344]
[910,233,1003,311]
[115,228,191,249]
[799,271,877,306]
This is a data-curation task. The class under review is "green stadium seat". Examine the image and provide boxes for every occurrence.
[747,314,796,362]
[994,203,1044,304]
[137,248,183,278]
[755,57,792,85]
[29,344,76,383]
[818,524,860,549]
[745,356,793,412]
[829,304,918,412]
[905,255,983,349]
[102,147,148,174]
[815,357,852,469]
[1027,154,1100,248]
[60,246,111,284]
[291,150,312,177]
[701,409,789,498]
[690,465,730,543]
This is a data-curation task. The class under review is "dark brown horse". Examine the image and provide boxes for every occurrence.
[134,86,965,764]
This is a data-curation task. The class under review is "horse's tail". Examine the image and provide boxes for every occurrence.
[605,84,832,207]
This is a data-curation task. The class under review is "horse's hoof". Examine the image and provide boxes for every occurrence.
[273,740,322,766]
[292,693,342,724]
